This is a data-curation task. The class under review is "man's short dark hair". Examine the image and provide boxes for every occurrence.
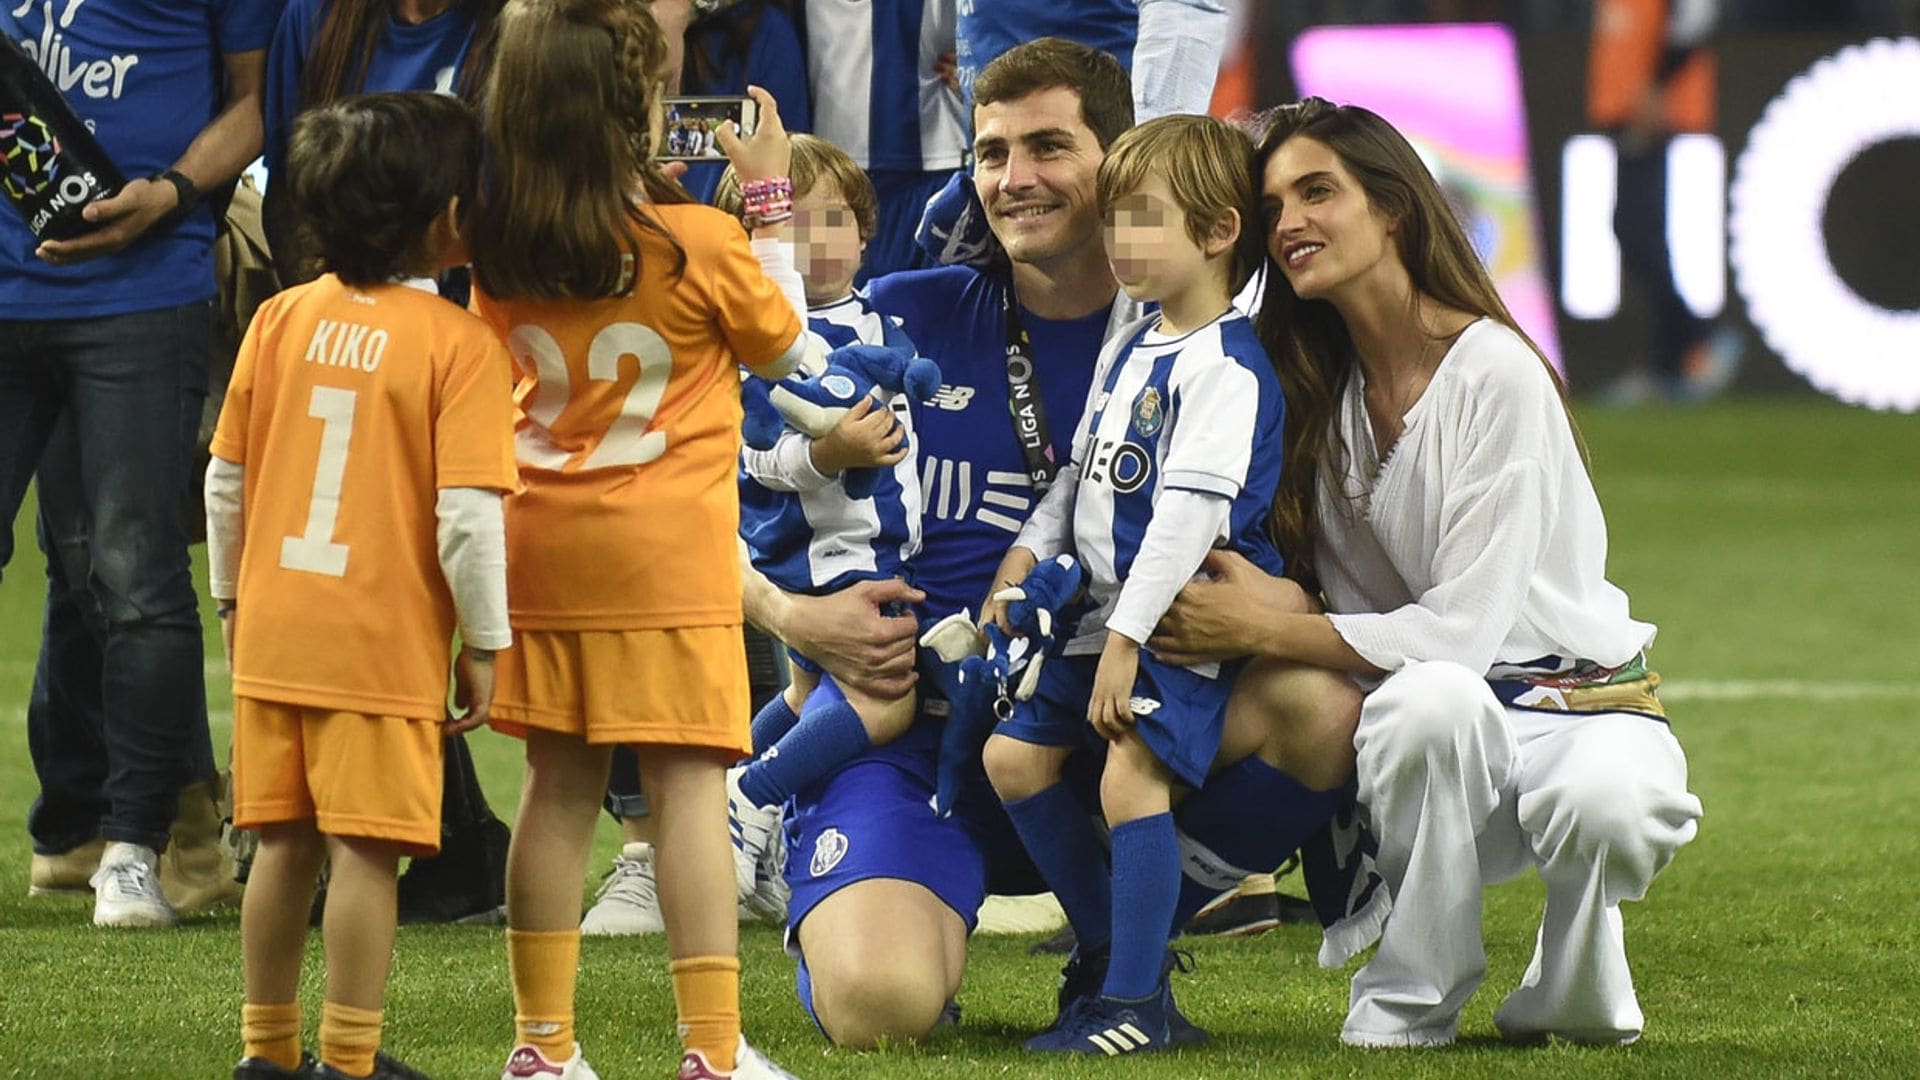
[972,37,1134,150]
[288,91,483,285]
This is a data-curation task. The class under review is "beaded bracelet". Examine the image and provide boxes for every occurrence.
[741,176,794,229]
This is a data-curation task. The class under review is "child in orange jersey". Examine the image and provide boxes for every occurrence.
[466,2,818,1078]
[207,92,518,1080]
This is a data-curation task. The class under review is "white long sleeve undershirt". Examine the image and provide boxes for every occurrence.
[204,456,245,602]
[752,236,827,379]
[436,487,511,651]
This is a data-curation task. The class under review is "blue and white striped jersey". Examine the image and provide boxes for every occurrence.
[1063,311,1286,647]
[805,0,967,173]
[955,0,1137,104]
[739,293,925,594]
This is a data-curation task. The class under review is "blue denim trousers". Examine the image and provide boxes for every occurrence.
[1,302,215,854]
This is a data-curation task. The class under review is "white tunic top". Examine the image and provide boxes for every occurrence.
[1316,319,1656,676]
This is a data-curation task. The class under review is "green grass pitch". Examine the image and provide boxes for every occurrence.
[0,400,1915,1078]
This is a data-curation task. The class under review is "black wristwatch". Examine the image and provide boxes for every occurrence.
[150,167,202,230]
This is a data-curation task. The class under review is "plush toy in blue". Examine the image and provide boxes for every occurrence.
[741,343,941,500]
[918,554,1084,816]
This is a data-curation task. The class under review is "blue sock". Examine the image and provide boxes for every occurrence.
[1170,756,1344,929]
[1104,813,1179,999]
[1002,781,1112,950]
[749,691,801,755]
[738,680,871,808]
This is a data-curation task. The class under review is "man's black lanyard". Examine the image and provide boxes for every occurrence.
[1002,288,1059,497]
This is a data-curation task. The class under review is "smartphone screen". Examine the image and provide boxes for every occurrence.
[657,96,759,161]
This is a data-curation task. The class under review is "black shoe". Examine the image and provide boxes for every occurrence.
[314,1051,431,1080]
[1028,923,1077,956]
[395,816,508,924]
[1274,891,1315,925]
[1184,889,1282,937]
[235,1052,316,1080]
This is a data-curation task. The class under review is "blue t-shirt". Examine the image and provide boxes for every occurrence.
[1,0,283,317]
[680,2,811,205]
[867,264,1110,624]
[955,0,1137,105]
[263,0,475,182]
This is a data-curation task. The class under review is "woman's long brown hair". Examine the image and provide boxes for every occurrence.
[468,0,689,300]
[301,1,504,107]
[1252,97,1582,587]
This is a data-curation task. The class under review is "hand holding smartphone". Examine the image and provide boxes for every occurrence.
[656,95,759,161]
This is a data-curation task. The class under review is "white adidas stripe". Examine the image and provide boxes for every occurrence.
[1085,1022,1152,1055]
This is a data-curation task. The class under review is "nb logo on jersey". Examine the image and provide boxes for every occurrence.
[810,827,849,878]
[1127,696,1162,716]
[925,384,975,411]
[921,455,1032,533]
[1081,436,1153,495]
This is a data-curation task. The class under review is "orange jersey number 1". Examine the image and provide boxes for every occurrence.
[279,385,357,578]
[508,321,676,472]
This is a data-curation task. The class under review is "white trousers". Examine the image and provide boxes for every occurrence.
[1342,661,1702,1047]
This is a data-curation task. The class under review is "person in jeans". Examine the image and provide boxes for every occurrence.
[0,0,281,927]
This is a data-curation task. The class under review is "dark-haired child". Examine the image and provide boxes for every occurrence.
[208,91,517,1080]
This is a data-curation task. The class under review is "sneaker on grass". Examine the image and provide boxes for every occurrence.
[90,841,177,928]
[315,1051,431,1079]
[234,1052,315,1079]
[581,842,664,936]
[502,1043,598,1080]
[28,836,106,896]
[679,1036,798,1079]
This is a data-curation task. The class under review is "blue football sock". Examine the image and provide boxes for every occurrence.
[739,680,871,808]
[1104,813,1180,999]
[1002,780,1112,950]
[1170,755,1344,929]
[749,691,801,755]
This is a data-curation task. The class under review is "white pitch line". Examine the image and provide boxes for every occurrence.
[1658,679,1920,703]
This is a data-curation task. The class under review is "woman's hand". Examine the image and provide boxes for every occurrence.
[1148,549,1314,666]
[780,577,924,699]
[1088,633,1141,741]
[715,85,790,183]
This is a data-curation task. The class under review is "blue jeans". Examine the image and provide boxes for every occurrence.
[1,303,215,854]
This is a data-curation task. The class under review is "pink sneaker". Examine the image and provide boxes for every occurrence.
[502,1043,598,1080]
[678,1037,798,1079]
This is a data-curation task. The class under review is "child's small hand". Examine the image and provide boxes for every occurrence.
[716,85,790,183]
[809,396,907,476]
[980,547,1039,634]
[447,646,497,735]
[218,605,235,671]
[1088,634,1141,741]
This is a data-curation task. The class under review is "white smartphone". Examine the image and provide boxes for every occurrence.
[656,95,759,161]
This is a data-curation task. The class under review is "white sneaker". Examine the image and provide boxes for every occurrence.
[90,842,177,928]
[581,842,665,936]
[678,1036,798,1079]
[502,1042,599,1079]
[725,766,781,901]
[740,815,789,923]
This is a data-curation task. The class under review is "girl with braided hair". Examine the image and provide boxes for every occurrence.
[468,1,817,1077]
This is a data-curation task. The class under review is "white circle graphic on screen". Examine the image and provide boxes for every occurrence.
[1729,37,1920,412]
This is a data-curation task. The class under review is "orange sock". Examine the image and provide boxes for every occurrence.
[508,928,580,1061]
[669,956,740,1071]
[318,1001,382,1078]
[241,1001,302,1070]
